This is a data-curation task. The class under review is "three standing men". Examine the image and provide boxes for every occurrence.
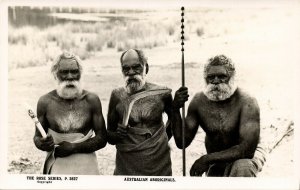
[34,51,265,176]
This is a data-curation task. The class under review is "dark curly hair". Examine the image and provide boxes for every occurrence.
[204,54,235,78]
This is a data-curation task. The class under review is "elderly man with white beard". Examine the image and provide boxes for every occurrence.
[173,55,266,177]
[33,52,107,175]
[107,49,188,176]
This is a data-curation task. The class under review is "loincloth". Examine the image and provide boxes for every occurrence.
[42,129,100,175]
[114,124,172,176]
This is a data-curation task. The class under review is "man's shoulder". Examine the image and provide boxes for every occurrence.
[236,88,258,104]
[79,90,103,111]
[83,90,101,103]
[37,90,57,110]
[192,91,206,102]
[187,91,206,111]
[111,87,126,98]
[38,90,56,103]
[235,88,259,111]
[108,87,128,103]
[84,90,97,98]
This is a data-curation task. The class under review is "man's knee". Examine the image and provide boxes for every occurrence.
[229,159,257,177]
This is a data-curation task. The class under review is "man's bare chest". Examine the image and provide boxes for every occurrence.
[46,99,91,132]
[116,96,165,124]
[198,105,240,134]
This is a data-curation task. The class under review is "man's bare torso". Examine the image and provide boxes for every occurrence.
[42,90,93,135]
[113,83,169,135]
[194,89,246,153]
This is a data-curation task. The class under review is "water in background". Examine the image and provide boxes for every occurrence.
[8,6,147,28]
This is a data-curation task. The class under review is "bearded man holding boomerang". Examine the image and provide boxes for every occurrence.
[33,52,107,175]
[107,49,188,176]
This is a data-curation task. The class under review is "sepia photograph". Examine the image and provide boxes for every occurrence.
[0,0,299,189]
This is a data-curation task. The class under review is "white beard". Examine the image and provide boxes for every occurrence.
[124,70,146,94]
[56,80,83,99]
[204,76,237,101]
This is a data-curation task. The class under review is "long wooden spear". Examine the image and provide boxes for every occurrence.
[181,6,186,176]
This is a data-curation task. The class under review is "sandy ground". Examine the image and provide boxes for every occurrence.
[7,6,299,177]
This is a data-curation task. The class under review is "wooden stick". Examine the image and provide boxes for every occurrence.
[269,122,294,153]
[181,6,186,176]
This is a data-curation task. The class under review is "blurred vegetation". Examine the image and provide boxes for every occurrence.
[10,7,254,70]
[8,9,181,70]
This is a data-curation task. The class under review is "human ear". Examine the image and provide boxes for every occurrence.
[145,63,149,74]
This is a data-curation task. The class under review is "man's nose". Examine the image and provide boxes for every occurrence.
[127,68,136,76]
[66,72,74,80]
[211,76,221,84]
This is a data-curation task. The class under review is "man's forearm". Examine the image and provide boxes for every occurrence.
[203,144,255,164]
[171,108,191,149]
[107,130,120,145]
[72,136,106,153]
[165,120,173,140]
[33,136,44,151]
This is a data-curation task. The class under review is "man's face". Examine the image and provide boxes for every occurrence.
[205,66,230,85]
[121,50,146,93]
[56,58,82,99]
[204,65,235,101]
[57,58,80,82]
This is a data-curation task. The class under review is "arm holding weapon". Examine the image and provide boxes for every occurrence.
[26,98,55,152]
[107,89,173,144]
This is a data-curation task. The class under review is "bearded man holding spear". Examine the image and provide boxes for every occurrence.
[173,54,266,177]
[106,48,188,176]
